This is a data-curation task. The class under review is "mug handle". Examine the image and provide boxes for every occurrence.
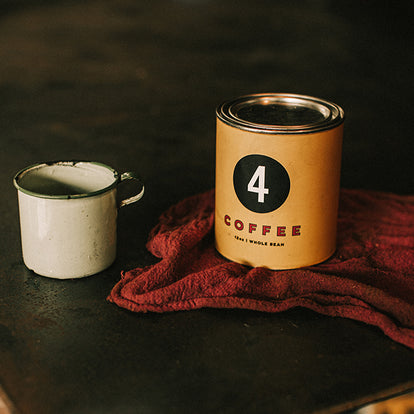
[118,172,145,208]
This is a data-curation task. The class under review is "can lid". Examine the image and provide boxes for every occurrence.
[216,93,344,134]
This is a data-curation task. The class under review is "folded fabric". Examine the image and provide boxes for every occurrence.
[108,189,414,350]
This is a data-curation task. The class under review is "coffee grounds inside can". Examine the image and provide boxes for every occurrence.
[215,93,344,269]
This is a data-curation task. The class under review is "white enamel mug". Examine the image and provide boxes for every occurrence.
[13,161,145,279]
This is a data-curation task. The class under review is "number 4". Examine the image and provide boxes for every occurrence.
[247,165,269,203]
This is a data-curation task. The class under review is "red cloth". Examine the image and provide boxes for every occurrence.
[108,189,414,350]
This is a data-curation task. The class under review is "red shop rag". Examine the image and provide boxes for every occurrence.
[108,189,414,350]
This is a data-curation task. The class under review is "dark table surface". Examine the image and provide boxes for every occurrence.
[0,1,413,413]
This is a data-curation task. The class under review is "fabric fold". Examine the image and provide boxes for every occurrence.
[108,189,414,350]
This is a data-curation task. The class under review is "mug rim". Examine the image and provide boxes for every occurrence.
[13,160,120,200]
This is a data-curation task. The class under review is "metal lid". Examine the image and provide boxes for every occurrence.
[216,93,344,134]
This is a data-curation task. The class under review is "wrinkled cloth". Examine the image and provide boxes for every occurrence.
[108,189,414,350]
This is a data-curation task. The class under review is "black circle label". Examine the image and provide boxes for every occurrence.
[233,154,290,213]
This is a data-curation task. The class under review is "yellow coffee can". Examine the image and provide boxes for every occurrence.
[215,93,344,269]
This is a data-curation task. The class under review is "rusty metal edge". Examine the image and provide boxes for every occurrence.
[313,381,414,414]
[0,385,19,414]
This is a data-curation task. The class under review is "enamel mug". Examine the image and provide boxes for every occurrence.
[13,161,145,279]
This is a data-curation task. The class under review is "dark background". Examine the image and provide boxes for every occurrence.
[0,1,413,413]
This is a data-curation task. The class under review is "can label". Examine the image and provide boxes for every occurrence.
[233,154,290,213]
[215,94,344,269]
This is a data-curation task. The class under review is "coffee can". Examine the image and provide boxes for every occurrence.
[215,93,344,269]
